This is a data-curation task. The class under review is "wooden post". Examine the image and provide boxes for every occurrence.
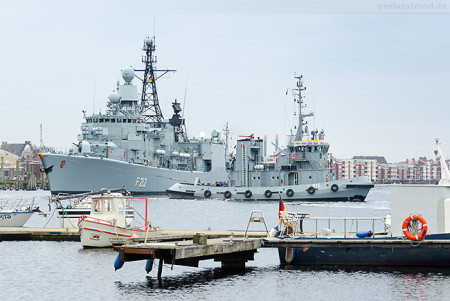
[157,259,163,280]
[15,160,20,190]
[1,157,4,182]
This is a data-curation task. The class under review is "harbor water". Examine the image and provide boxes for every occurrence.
[2,188,450,300]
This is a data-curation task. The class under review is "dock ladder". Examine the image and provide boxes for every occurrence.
[245,210,269,237]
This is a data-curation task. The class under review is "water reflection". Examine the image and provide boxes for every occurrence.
[116,267,250,292]
[280,264,450,276]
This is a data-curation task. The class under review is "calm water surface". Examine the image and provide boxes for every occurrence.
[2,188,450,300]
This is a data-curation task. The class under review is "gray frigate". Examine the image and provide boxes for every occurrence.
[39,37,228,194]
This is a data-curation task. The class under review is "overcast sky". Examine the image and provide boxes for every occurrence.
[1,0,449,162]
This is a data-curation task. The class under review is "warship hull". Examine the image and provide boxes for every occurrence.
[40,153,228,195]
[167,176,373,201]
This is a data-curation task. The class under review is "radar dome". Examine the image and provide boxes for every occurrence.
[145,38,153,47]
[108,92,121,103]
[122,66,135,83]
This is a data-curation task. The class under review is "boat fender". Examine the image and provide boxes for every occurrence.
[268,226,280,237]
[286,189,294,197]
[284,247,296,264]
[402,214,428,241]
[204,190,212,198]
[244,190,252,198]
[114,253,124,271]
[356,230,373,238]
[145,259,154,274]
[331,184,339,192]
[307,187,315,194]
[264,190,272,198]
[224,191,232,198]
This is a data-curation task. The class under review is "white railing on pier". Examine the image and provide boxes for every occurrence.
[278,212,390,238]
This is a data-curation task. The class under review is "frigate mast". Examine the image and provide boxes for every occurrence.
[136,36,176,123]
[293,75,313,141]
[223,122,230,163]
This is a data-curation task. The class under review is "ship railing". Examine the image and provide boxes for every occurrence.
[279,214,390,238]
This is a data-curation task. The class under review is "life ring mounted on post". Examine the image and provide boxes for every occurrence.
[402,214,428,241]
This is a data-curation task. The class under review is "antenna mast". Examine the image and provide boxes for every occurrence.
[137,37,176,123]
[293,75,313,141]
[223,122,230,163]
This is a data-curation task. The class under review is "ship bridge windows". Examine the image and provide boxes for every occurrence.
[307,146,312,152]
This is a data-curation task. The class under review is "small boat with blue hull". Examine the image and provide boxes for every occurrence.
[275,233,450,266]
[265,139,450,266]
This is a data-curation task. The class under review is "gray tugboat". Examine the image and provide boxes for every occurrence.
[39,37,228,195]
[167,76,374,201]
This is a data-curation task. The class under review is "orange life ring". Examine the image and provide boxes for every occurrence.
[402,214,428,241]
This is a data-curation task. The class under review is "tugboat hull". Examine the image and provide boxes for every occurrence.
[167,176,373,201]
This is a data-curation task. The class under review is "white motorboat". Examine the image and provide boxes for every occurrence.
[78,191,161,247]
[50,188,135,228]
[0,197,42,227]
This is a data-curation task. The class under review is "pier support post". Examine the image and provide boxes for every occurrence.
[157,259,163,280]
[220,260,246,269]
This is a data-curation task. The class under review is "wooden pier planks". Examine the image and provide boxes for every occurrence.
[0,227,267,243]
[0,227,80,241]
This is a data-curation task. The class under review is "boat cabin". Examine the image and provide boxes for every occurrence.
[90,193,129,228]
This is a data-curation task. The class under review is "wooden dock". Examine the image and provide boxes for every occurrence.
[1,226,268,278]
[0,227,80,241]
[0,227,267,243]
[118,233,263,279]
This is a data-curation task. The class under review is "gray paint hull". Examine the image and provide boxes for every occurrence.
[41,153,228,195]
[166,177,373,201]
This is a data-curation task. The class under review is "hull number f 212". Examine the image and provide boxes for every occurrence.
[135,177,147,188]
